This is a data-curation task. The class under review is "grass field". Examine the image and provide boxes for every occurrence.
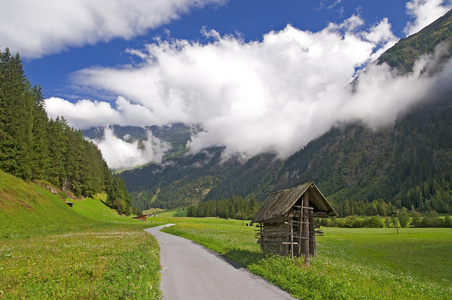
[161,217,452,300]
[0,170,163,299]
[2,169,452,299]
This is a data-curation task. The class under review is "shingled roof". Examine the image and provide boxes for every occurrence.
[252,181,337,223]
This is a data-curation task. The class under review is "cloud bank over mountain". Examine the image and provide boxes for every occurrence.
[86,127,170,170]
[404,0,452,36]
[40,0,452,168]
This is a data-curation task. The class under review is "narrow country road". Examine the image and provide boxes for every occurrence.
[145,225,296,300]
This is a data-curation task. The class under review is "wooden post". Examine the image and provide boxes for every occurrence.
[298,212,303,257]
[309,213,316,257]
[290,218,294,259]
[396,208,399,235]
[303,192,310,266]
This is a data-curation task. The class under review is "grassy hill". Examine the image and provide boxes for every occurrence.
[0,170,161,299]
[0,170,94,239]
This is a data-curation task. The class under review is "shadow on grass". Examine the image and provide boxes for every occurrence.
[222,248,266,269]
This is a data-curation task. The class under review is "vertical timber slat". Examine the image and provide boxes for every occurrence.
[303,192,310,266]
[309,213,316,257]
[290,218,294,259]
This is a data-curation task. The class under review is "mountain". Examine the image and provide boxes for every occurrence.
[115,10,452,213]
[377,8,452,74]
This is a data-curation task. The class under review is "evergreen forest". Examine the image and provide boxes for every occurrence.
[0,49,132,215]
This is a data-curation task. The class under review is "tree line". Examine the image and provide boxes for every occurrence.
[318,209,452,228]
[0,48,132,215]
[187,196,258,220]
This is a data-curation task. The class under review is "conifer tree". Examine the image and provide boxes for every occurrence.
[0,48,34,179]
[0,48,119,200]
[31,85,50,179]
[46,117,68,188]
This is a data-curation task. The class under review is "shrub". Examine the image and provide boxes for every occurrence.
[444,216,452,228]
[410,211,422,227]
[398,207,410,228]
[344,215,357,228]
[365,216,383,228]
[421,211,445,227]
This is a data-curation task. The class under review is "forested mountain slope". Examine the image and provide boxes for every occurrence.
[378,8,452,73]
[119,10,452,213]
[276,100,452,209]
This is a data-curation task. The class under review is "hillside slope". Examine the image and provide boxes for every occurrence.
[0,170,94,239]
[0,170,161,299]
[378,8,452,73]
[0,170,136,239]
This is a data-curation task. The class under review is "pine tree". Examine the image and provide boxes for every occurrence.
[0,49,34,179]
[47,117,68,188]
[0,48,119,201]
[65,128,84,195]
[31,85,50,179]
[107,175,132,215]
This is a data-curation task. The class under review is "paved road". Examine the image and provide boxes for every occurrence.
[145,225,296,300]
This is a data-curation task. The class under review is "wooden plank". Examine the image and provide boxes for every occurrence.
[290,218,294,259]
[298,212,303,257]
[303,193,310,267]
[309,213,316,257]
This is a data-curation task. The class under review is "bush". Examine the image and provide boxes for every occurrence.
[421,211,445,227]
[410,211,422,227]
[364,216,383,228]
[384,217,392,228]
[344,215,357,228]
[444,216,452,228]
[398,207,410,228]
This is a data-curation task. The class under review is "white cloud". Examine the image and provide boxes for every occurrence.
[45,97,120,128]
[338,57,439,128]
[0,0,225,58]
[87,127,170,170]
[404,0,452,36]
[45,96,160,129]
[47,15,403,162]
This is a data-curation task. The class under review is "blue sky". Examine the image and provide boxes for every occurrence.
[1,0,451,169]
[15,0,429,100]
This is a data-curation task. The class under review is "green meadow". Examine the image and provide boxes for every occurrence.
[1,170,452,299]
[0,171,162,299]
[160,217,452,300]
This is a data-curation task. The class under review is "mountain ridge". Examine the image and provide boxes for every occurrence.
[103,10,452,213]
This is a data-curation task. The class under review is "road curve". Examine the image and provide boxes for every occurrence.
[145,225,296,300]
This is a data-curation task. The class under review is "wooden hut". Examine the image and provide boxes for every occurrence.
[251,181,337,265]
[133,215,147,221]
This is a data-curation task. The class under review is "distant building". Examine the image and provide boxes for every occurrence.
[133,215,147,221]
[252,182,337,265]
